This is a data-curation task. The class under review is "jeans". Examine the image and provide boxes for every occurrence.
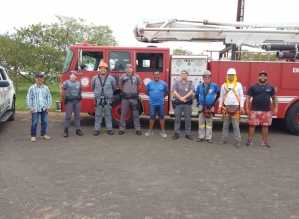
[221,115,241,143]
[149,104,164,119]
[30,110,48,137]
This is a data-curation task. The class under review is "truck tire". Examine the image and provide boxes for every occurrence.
[111,95,134,128]
[8,98,16,121]
[284,101,299,135]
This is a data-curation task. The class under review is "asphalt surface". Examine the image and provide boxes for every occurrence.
[0,111,299,219]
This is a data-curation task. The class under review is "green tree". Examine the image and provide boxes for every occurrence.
[238,50,277,61]
[0,16,118,86]
[172,47,193,55]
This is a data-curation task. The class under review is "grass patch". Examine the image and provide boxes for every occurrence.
[15,79,61,111]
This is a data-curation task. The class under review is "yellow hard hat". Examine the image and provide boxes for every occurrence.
[99,62,108,68]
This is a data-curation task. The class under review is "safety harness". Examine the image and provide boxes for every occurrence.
[98,74,109,107]
[222,82,240,119]
[197,83,214,118]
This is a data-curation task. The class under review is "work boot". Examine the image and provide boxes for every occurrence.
[63,128,68,137]
[76,129,83,136]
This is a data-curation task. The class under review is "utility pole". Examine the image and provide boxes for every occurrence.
[235,0,245,60]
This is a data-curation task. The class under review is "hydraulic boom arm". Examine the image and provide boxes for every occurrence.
[134,18,299,48]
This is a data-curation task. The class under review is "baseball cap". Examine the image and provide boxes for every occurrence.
[259,71,267,76]
[35,72,43,78]
[126,64,133,68]
[181,69,189,75]
[70,71,78,76]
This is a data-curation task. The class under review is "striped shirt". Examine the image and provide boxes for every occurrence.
[26,83,52,112]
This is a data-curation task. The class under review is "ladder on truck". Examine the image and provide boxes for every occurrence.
[134,18,299,60]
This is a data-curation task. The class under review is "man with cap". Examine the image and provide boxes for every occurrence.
[218,68,244,148]
[195,70,220,143]
[118,63,142,135]
[60,70,83,137]
[92,62,116,136]
[26,72,52,142]
[172,70,195,140]
[245,71,278,148]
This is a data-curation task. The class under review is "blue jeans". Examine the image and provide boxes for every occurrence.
[30,110,48,137]
[149,105,164,119]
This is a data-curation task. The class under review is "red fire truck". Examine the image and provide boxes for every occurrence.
[58,19,299,135]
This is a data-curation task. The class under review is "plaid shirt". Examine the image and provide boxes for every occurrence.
[26,83,52,112]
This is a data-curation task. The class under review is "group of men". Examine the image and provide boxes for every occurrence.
[26,62,278,148]
[171,68,277,148]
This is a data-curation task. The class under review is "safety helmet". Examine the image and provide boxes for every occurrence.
[203,70,212,76]
[70,71,78,76]
[227,68,236,75]
[99,62,108,68]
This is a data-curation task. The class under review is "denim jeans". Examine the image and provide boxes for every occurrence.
[221,115,241,143]
[30,110,48,137]
[149,104,164,119]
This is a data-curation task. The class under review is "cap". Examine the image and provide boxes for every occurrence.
[259,71,267,76]
[35,72,43,78]
[181,69,189,75]
[70,71,78,76]
[227,68,236,75]
[126,64,133,68]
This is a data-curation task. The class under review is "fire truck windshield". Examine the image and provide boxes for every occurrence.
[62,50,74,73]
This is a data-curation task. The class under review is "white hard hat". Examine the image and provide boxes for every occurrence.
[227,68,236,75]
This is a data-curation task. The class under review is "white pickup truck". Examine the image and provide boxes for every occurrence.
[0,66,16,128]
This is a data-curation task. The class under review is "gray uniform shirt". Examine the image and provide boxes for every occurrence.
[172,80,195,101]
[61,80,82,98]
[92,74,116,99]
[119,73,142,94]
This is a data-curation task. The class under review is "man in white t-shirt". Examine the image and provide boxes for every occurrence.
[218,68,244,148]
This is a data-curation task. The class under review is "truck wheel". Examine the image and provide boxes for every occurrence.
[8,98,15,121]
[111,95,134,128]
[284,101,299,135]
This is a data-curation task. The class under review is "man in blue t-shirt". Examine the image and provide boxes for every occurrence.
[195,70,220,143]
[144,70,169,137]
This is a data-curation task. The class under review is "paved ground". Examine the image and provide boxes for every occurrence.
[0,111,299,219]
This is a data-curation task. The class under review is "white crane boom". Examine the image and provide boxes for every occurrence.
[134,18,299,48]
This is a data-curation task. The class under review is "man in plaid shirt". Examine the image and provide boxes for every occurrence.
[26,72,52,142]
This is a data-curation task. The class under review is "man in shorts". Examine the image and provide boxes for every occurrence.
[144,70,169,137]
[245,71,278,148]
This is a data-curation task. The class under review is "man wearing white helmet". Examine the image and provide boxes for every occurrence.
[195,70,220,143]
[218,68,244,148]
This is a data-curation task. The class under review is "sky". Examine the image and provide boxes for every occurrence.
[1,0,298,55]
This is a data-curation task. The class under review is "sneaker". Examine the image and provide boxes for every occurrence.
[145,130,154,136]
[41,135,50,140]
[246,139,252,147]
[235,142,242,148]
[160,131,167,137]
[261,140,271,148]
[218,140,226,145]
[31,137,36,142]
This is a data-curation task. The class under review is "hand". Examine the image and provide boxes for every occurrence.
[217,108,222,114]
[29,109,35,114]
[240,107,245,114]
[46,108,51,113]
[273,108,278,116]
[179,97,186,102]
[246,109,250,116]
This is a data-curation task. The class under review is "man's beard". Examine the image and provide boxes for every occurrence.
[259,78,267,84]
